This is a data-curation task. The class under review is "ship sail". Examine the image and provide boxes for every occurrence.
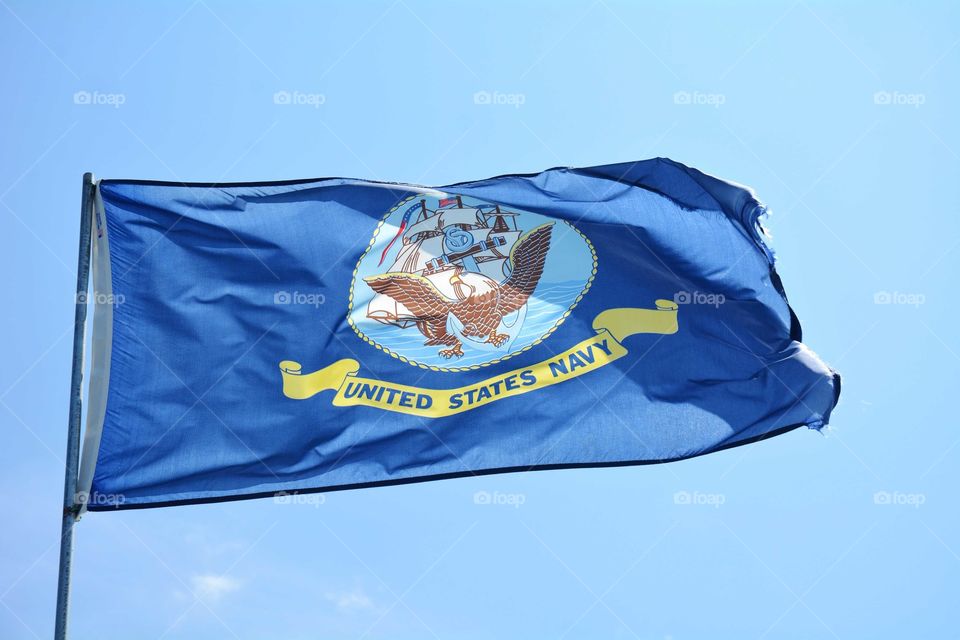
[437,207,482,229]
[471,227,521,280]
[474,229,521,258]
[404,213,442,239]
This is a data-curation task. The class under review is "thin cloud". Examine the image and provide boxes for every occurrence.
[325,587,375,613]
[191,574,242,601]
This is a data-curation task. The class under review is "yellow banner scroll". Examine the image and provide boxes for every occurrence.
[279,301,678,418]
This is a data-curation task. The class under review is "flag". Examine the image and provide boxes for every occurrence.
[77,158,840,510]
[438,196,460,207]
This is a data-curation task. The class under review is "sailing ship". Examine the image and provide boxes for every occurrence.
[367,196,524,329]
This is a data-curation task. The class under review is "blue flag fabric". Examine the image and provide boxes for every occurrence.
[79,158,840,510]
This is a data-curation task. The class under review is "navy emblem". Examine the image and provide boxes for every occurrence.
[348,194,596,371]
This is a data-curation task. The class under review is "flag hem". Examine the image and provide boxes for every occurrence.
[76,183,114,516]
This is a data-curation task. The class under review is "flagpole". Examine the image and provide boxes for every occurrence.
[54,172,95,640]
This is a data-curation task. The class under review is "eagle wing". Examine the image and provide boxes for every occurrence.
[364,272,454,320]
[498,223,554,315]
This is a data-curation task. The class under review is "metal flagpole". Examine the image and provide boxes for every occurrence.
[54,172,95,640]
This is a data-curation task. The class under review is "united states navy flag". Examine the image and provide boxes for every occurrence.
[78,158,840,510]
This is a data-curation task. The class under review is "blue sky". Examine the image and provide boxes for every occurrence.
[1,1,958,638]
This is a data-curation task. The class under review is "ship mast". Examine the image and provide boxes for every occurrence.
[491,205,510,233]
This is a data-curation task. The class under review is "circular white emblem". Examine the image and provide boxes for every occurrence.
[348,194,596,371]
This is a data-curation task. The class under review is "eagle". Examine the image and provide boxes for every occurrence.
[365,223,554,359]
